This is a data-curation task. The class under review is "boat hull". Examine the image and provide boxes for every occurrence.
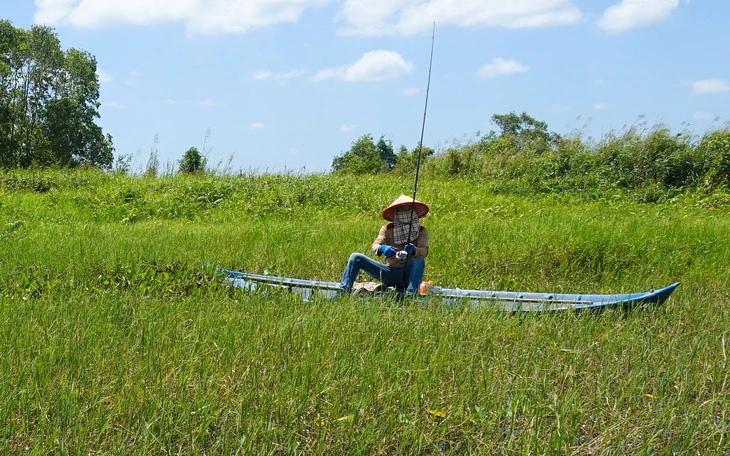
[222,269,679,312]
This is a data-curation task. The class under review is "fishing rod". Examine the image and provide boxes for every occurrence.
[400,23,435,272]
[405,23,435,246]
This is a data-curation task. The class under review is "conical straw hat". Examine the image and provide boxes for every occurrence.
[381,194,429,221]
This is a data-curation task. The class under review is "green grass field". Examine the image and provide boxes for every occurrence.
[1,170,729,454]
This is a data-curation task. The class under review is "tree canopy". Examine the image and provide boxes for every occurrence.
[332,134,396,174]
[332,133,434,174]
[490,111,561,152]
[0,21,113,169]
[179,146,206,174]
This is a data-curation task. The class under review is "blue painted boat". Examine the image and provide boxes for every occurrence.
[221,269,680,312]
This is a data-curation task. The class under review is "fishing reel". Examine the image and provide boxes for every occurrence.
[396,250,408,263]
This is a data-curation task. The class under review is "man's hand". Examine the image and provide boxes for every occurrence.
[404,243,416,255]
[379,245,397,258]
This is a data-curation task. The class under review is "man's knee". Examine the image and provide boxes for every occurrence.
[410,256,425,267]
[349,252,367,264]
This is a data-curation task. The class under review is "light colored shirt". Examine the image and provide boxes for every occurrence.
[371,224,429,268]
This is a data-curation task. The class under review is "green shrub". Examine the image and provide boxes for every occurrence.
[178,147,206,174]
[421,122,730,196]
[698,129,730,188]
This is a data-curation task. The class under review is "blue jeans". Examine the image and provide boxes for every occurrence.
[339,253,425,295]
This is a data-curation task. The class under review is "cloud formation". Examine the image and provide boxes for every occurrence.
[313,50,414,82]
[100,101,125,109]
[251,70,273,81]
[35,0,582,35]
[274,69,306,80]
[684,79,730,95]
[339,124,357,132]
[96,68,113,84]
[338,0,581,36]
[248,122,265,130]
[694,112,719,121]
[198,97,225,107]
[34,0,332,34]
[598,0,679,33]
[478,58,529,78]
[251,69,306,81]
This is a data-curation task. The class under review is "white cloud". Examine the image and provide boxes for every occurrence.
[478,58,529,78]
[275,69,306,80]
[187,0,332,34]
[251,70,273,80]
[313,50,414,82]
[35,0,197,27]
[252,69,305,81]
[552,104,571,112]
[598,0,679,33]
[594,102,610,110]
[96,68,113,84]
[198,97,224,107]
[34,0,333,34]
[683,79,730,95]
[248,122,265,130]
[165,99,176,105]
[251,68,306,81]
[339,124,357,132]
[403,87,420,96]
[124,70,140,87]
[34,0,78,24]
[593,78,605,86]
[338,0,582,36]
[335,0,403,36]
[35,0,582,36]
[100,101,125,109]
[694,112,719,121]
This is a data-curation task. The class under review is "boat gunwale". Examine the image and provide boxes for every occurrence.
[222,269,679,308]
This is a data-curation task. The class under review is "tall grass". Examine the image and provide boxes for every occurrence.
[0,169,729,454]
[420,125,730,202]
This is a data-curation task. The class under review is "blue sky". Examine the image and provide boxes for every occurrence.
[4,0,728,172]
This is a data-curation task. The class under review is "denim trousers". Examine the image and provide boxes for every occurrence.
[339,253,426,295]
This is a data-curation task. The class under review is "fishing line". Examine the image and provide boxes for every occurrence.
[401,22,435,286]
[405,22,435,245]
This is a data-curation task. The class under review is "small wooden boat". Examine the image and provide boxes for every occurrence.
[221,269,679,312]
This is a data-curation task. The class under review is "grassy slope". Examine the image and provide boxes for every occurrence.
[1,170,729,454]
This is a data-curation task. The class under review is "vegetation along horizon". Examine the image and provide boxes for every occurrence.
[2,20,730,455]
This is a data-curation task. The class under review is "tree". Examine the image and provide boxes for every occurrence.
[332,134,395,174]
[179,146,206,174]
[46,48,113,168]
[396,143,435,172]
[14,25,65,167]
[490,111,560,152]
[0,21,20,167]
[376,135,397,171]
[0,21,113,169]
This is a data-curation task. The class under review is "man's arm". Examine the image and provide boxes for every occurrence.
[371,225,388,256]
[414,227,429,258]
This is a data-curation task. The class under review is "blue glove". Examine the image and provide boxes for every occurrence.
[404,243,416,255]
[379,245,397,258]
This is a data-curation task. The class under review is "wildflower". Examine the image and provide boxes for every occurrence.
[426,409,447,418]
